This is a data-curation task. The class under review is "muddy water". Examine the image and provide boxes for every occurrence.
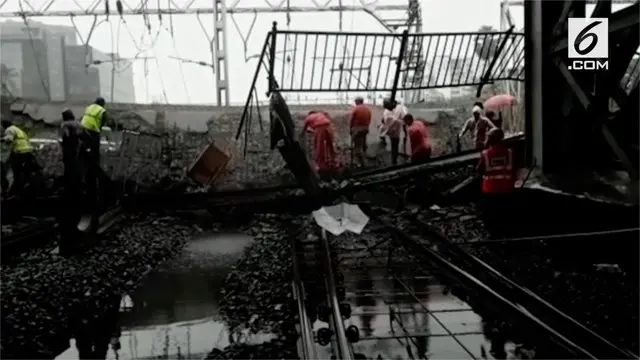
[57,232,265,360]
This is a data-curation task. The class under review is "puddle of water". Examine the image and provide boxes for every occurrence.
[311,266,514,360]
[57,232,275,360]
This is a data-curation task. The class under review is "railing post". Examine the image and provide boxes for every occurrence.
[476,26,515,98]
[390,30,410,103]
[268,21,279,93]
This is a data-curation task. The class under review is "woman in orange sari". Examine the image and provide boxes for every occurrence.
[302,111,339,172]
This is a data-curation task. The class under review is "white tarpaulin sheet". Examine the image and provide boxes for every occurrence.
[312,203,369,236]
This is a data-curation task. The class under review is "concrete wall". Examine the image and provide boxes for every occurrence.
[16,99,456,133]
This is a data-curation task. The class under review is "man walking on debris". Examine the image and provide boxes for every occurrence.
[380,98,408,164]
[477,128,515,238]
[61,108,80,190]
[1,118,38,198]
[79,97,113,229]
[79,97,108,201]
[59,108,81,255]
[459,103,496,150]
[302,111,339,175]
[349,96,371,167]
[403,113,431,164]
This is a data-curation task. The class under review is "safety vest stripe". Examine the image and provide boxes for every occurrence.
[483,175,512,180]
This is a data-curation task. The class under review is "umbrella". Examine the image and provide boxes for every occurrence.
[484,94,517,110]
[312,202,370,235]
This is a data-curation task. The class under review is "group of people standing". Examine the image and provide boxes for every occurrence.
[301,96,436,174]
[349,96,432,167]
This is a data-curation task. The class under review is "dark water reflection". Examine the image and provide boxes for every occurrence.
[312,263,514,360]
[58,233,259,360]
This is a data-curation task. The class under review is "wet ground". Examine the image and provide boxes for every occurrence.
[308,222,516,360]
[56,232,274,360]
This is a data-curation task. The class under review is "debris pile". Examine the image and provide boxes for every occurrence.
[424,205,639,353]
[213,214,300,358]
[0,215,195,359]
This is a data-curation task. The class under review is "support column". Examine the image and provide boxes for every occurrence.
[213,0,230,107]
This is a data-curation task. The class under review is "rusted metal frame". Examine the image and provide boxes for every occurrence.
[355,35,370,90]
[328,34,340,89]
[491,33,522,79]
[402,34,419,88]
[320,35,332,89]
[499,36,525,79]
[458,34,474,85]
[235,32,271,140]
[554,59,638,179]
[387,30,409,101]
[434,35,450,88]
[268,22,279,93]
[480,33,502,82]
[450,35,465,86]
[243,96,253,157]
[384,37,400,95]
[253,86,264,133]
[441,35,456,88]
[280,32,289,91]
[476,26,515,97]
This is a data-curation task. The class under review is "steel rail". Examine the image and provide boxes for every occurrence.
[405,216,638,359]
[290,234,318,360]
[318,229,354,360]
[372,215,597,359]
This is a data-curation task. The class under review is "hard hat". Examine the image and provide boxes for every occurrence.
[487,128,505,142]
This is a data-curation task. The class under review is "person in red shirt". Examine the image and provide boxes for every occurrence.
[403,113,431,164]
[349,97,372,167]
[302,111,338,174]
[476,128,515,238]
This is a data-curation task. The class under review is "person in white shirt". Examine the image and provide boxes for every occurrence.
[380,99,409,165]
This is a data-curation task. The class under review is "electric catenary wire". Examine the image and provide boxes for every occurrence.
[18,0,50,101]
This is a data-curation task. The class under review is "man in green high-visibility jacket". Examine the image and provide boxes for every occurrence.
[79,97,110,209]
[1,118,38,197]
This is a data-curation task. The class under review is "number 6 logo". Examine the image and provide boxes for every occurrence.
[568,18,609,59]
[574,21,601,56]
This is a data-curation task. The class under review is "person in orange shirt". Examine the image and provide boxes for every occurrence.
[403,114,431,164]
[349,97,372,167]
[301,111,338,174]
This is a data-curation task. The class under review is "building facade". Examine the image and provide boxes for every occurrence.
[89,48,136,103]
[0,20,135,103]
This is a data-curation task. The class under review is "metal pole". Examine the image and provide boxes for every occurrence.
[320,229,353,360]
[268,21,279,93]
[290,237,318,360]
[390,30,409,103]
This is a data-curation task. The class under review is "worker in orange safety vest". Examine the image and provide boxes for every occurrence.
[476,128,515,238]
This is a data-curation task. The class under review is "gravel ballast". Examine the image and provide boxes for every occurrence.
[1,215,195,359]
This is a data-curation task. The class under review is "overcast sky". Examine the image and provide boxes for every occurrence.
[2,0,524,105]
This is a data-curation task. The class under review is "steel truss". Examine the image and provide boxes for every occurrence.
[525,0,639,183]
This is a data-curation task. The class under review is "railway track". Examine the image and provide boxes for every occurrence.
[287,205,636,360]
